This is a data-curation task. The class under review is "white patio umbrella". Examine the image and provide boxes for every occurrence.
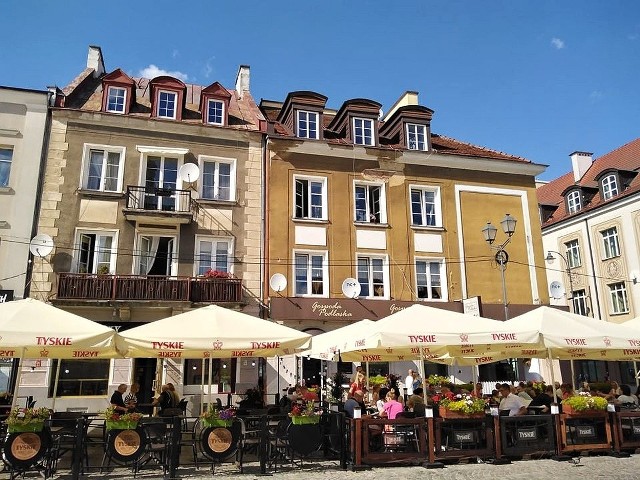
[0,298,119,408]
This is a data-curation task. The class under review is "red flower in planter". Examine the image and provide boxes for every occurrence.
[203,269,231,278]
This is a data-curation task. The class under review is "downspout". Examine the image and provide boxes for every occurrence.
[261,131,270,319]
[584,217,602,320]
[24,96,53,299]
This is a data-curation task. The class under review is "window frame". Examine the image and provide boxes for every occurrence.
[352,117,375,146]
[293,249,328,297]
[601,174,619,200]
[601,227,621,259]
[415,258,447,301]
[354,180,387,224]
[564,239,582,269]
[608,282,629,314]
[572,289,588,316]
[409,185,442,227]
[406,123,427,151]
[157,90,178,119]
[198,155,236,201]
[0,146,14,188]
[293,174,328,221]
[195,235,234,277]
[80,143,126,192]
[73,228,118,274]
[566,190,582,214]
[296,110,319,139]
[356,254,390,299]
[206,99,225,125]
[106,86,127,113]
[48,359,110,397]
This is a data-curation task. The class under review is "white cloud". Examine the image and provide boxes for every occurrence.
[551,37,565,49]
[589,90,604,101]
[628,33,639,41]
[137,64,188,82]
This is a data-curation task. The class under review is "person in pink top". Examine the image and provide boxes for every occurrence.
[380,390,404,419]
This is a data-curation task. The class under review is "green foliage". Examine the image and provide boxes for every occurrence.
[6,407,51,426]
[440,392,487,414]
[426,374,451,386]
[562,393,608,411]
[367,375,388,387]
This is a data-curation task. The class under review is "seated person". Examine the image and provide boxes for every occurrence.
[498,383,527,416]
[152,384,175,416]
[615,384,638,407]
[344,390,367,418]
[124,383,139,412]
[528,385,554,413]
[380,390,404,420]
[110,383,128,414]
[407,394,425,417]
[376,387,390,414]
[516,384,533,401]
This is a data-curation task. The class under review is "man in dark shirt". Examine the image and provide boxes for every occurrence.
[110,383,128,413]
[344,390,366,418]
[528,385,554,413]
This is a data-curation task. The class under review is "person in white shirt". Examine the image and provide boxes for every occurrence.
[498,383,527,416]
[405,369,415,396]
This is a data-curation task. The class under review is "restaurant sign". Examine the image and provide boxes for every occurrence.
[0,290,13,303]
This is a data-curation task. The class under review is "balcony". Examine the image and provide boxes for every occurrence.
[56,273,243,303]
[123,186,193,225]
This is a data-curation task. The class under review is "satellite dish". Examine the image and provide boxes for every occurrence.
[269,273,287,292]
[341,278,361,299]
[178,163,200,183]
[549,280,565,300]
[29,234,54,257]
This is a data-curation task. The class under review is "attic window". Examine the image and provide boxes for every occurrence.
[601,174,618,200]
[353,118,374,146]
[158,91,177,119]
[106,87,126,113]
[407,123,427,151]
[207,99,224,125]
[566,189,582,214]
[296,110,318,139]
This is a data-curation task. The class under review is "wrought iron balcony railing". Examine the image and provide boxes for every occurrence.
[125,185,192,213]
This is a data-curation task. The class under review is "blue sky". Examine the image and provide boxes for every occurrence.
[2,0,639,181]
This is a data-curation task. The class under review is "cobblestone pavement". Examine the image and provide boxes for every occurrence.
[78,454,640,480]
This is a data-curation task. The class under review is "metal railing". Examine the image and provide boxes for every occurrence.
[125,185,192,213]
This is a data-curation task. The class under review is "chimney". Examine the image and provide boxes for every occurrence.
[46,86,65,107]
[235,65,250,99]
[570,151,593,182]
[87,45,105,78]
[383,91,419,122]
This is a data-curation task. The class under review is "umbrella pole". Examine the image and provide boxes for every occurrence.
[365,362,370,403]
[420,350,427,405]
[51,359,62,411]
[548,350,559,403]
[208,357,213,412]
[635,361,639,388]
[11,348,26,409]
[200,358,205,415]
[570,359,576,390]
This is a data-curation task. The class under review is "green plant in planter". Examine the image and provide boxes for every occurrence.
[427,374,451,387]
[439,392,487,414]
[562,392,608,411]
[329,372,348,403]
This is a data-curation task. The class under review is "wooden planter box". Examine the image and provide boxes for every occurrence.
[561,404,607,417]
[8,420,45,433]
[439,406,485,419]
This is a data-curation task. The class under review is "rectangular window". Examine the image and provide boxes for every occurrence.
[406,123,427,150]
[294,176,326,220]
[200,156,235,201]
[207,99,224,125]
[196,237,231,276]
[296,111,318,139]
[416,259,445,300]
[0,147,13,187]
[85,147,123,192]
[564,240,581,268]
[75,231,117,274]
[184,359,236,392]
[49,359,109,397]
[353,117,374,146]
[357,255,387,298]
[158,91,177,119]
[294,251,327,296]
[410,186,441,227]
[566,190,582,214]
[572,289,588,316]
[609,282,629,314]
[106,86,126,113]
[601,174,618,200]
[601,227,620,259]
[355,183,385,223]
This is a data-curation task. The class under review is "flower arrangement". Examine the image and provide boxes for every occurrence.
[427,374,451,387]
[201,406,237,427]
[438,392,487,415]
[289,400,320,424]
[562,392,608,412]
[530,381,546,395]
[102,406,143,430]
[202,269,231,279]
[6,407,51,432]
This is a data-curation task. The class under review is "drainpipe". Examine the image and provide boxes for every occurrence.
[261,131,270,318]
[584,217,602,320]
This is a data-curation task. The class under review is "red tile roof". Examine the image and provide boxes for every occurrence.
[538,138,640,227]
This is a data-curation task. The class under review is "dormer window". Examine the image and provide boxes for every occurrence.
[566,190,582,214]
[353,117,374,146]
[601,174,618,200]
[106,86,126,113]
[207,99,224,125]
[407,123,427,151]
[296,110,318,139]
[158,91,177,119]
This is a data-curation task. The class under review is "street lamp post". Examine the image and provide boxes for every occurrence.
[545,250,574,311]
[482,213,517,321]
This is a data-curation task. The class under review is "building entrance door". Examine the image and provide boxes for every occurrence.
[133,358,158,415]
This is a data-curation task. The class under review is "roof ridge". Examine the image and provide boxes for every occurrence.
[433,133,530,162]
